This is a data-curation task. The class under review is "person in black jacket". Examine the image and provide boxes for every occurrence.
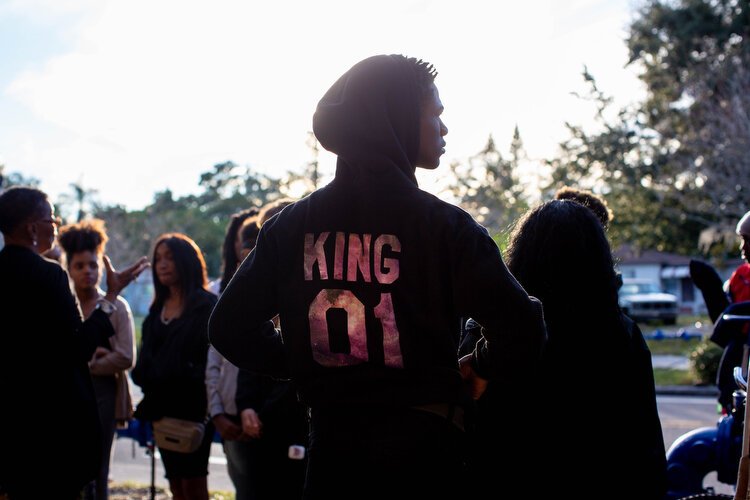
[465,199,666,499]
[132,233,217,500]
[0,186,148,499]
[230,199,308,500]
[234,368,308,499]
[205,210,261,500]
[208,54,546,499]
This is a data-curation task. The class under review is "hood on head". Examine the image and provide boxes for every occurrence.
[312,54,422,186]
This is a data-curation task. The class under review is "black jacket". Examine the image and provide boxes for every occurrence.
[0,245,114,496]
[461,313,666,499]
[132,288,216,422]
[209,54,545,410]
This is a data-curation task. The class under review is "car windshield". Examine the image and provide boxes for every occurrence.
[620,282,662,295]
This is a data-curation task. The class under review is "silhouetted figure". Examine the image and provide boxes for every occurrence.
[209,54,545,499]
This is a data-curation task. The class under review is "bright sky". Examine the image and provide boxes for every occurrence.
[0,0,645,211]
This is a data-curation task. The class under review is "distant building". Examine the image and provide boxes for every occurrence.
[613,244,741,316]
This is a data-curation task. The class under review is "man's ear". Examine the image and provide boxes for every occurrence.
[25,221,39,246]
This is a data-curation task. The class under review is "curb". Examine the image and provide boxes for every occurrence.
[655,385,719,397]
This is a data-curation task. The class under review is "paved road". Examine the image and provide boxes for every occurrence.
[659,394,735,496]
[110,438,233,492]
[652,354,690,370]
[110,391,732,495]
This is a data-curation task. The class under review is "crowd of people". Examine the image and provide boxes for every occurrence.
[3,52,747,500]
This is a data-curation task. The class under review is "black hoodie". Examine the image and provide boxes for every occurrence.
[209,54,545,409]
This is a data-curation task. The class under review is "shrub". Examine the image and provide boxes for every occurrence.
[688,340,724,385]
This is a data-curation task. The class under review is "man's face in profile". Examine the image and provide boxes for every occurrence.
[416,83,448,170]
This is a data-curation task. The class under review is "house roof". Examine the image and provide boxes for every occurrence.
[613,243,744,269]
[613,244,693,266]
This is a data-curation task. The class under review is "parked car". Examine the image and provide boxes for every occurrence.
[618,278,679,325]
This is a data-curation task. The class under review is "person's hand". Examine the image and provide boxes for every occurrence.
[103,255,150,301]
[240,408,263,439]
[459,353,489,400]
[212,414,243,441]
[92,346,110,359]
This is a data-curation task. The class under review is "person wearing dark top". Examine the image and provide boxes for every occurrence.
[131,233,217,500]
[58,218,139,500]
[461,199,666,499]
[234,369,308,499]
[229,199,308,500]
[205,211,262,500]
[0,186,148,499]
[208,207,259,295]
[208,54,546,499]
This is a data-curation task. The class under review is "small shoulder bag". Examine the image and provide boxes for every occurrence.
[152,417,206,453]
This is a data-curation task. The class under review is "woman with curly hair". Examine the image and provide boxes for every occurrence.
[58,218,137,500]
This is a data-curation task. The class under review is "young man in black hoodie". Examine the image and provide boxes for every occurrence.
[209,54,546,499]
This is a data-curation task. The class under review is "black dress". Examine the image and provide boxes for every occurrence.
[132,288,217,479]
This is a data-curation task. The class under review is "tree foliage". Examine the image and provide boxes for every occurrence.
[545,69,703,254]
[627,0,750,254]
[57,179,98,222]
[279,132,322,199]
[94,162,281,277]
[447,129,531,238]
[0,165,39,189]
[6,0,749,269]
[547,0,749,257]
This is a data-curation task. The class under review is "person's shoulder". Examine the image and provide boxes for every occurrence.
[619,312,652,346]
[2,246,65,290]
[415,195,495,249]
[620,312,639,335]
[37,251,67,279]
[16,246,62,270]
[106,295,135,335]
[263,196,308,226]
[113,294,134,314]
[730,263,750,280]
[419,190,480,224]
[253,199,295,238]
[195,287,219,305]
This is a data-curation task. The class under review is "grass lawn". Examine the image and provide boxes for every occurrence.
[643,314,711,355]
[646,337,704,356]
[641,314,714,386]
[110,482,233,499]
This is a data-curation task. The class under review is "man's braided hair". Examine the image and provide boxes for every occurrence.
[404,56,438,97]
